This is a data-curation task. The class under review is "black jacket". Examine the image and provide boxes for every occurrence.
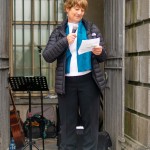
[43,18,107,95]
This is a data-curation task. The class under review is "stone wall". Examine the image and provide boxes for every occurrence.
[124,0,150,149]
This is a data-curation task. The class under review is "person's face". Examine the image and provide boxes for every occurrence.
[66,5,85,23]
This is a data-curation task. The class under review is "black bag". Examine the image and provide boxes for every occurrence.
[26,126,41,139]
[46,123,57,138]
[76,131,112,150]
[97,131,112,150]
[97,97,112,149]
[24,114,57,139]
[76,99,112,150]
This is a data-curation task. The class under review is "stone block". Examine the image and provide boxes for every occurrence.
[136,24,150,52]
[126,24,150,53]
[126,56,140,81]
[125,0,132,25]
[125,112,150,147]
[125,84,134,109]
[131,113,138,141]
[140,56,150,84]
[125,57,131,81]
[132,57,140,81]
[134,86,150,116]
[137,116,150,146]
[136,0,150,21]
[125,112,138,140]
[125,28,137,53]
[125,0,150,24]
[125,111,132,137]
[125,83,150,116]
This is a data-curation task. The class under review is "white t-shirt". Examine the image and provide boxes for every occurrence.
[65,22,91,76]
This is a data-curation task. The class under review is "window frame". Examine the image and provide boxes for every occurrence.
[10,0,64,97]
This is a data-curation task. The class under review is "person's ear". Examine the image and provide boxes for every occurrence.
[66,7,70,13]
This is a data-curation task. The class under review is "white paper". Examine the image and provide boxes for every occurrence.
[78,38,100,55]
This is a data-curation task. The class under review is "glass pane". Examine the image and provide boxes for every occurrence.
[13,25,31,46]
[35,0,49,21]
[15,25,23,45]
[24,0,31,21]
[13,0,23,21]
[58,0,64,21]
[41,54,49,68]
[34,0,40,21]
[35,0,55,21]
[50,62,56,91]
[41,0,48,21]
[34,25,54,45]
[13,26,16,45]
[41,68,50,90]
[34,25,40,45]
[14,46,32,76]
[24,47,32,69]
[24,68,32,76]
[42,56,48,68]
[34,47,40,76]
[34,68,40,76]
[49,0,55,21]
[40,61,56,92]
[24,25,31,46]
[14,46,24,75]
[41,25,49,45]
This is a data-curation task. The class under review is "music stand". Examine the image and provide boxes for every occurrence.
[8,76,49,150]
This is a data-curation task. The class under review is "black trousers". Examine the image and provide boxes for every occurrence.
[58,72,100,150]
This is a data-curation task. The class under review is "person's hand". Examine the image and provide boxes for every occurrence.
[92,45,102,55]
[67,33,76,45]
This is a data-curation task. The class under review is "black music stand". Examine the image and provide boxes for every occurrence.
[8,76,49,150]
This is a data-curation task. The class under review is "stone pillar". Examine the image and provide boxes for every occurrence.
[0,0,10,149]
[104,0,125,150]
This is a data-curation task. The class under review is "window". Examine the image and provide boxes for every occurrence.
[11,0,64,94]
